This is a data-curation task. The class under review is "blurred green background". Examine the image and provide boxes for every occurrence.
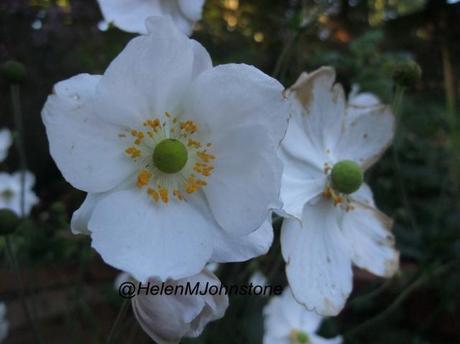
[1,0,460,343]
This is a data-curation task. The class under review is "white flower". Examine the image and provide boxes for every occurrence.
[42,17,288,283]
[0,171,39,216]
[97,0,205,35]
[249,270,267,287]
[263,287,342,344]
[132,269,228,344]
[0,129,12,163]
[0,303,8,343]
[348,85,381,108]
[280,67,399,316]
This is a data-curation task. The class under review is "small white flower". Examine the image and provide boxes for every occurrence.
[280,67,399,316]
[249,270,267,287]
[97,0,205,35]
[348,85,381,108]
[0,128,12,163]
[132,269,228,344]
[0,171,39,216]
[263,288,342,344]
[42,17,288,283]
[0,303,8,343]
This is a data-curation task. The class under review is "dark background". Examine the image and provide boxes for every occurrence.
[1,0,460,343]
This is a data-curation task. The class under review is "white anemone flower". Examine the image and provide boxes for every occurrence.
[263,287,342,344]
[280,67,399,316]
[0,171,39,216]
[42,17,288,283]
[0,128,12,163]
[97,0,205,35]
[132,269,228,344]
[0,303,8,343]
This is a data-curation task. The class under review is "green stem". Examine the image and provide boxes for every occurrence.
[391,86,419,232]
[10,84,27,215]
[107,299,130,344]
[4,237,43,344]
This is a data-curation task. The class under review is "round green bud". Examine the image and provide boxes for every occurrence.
[290,330,310,344]
[392,60,421,88]
[0,60,27,83]
[153,139,188,174]
[0,209,20,235]
[331,160,363,194]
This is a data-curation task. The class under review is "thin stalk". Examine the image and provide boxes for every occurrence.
[106,299,130,344]
[4,237,43,343]
[391,86,419,232]
[9,83,43,343]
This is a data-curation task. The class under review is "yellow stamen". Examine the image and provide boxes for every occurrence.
[137,170,151,188]
[147,188,159,202]
[197,151,215,163]
[158,187,169,203]
[125,146,141,159]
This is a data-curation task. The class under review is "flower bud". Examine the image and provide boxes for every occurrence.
[0,209,20,235]
[392,60,421,88]
[1,60,27,84]
[132,269,228,344]
[331,160,363,194]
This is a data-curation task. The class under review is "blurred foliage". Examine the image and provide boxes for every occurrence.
[1,0,460,343]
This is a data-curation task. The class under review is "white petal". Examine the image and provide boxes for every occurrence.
[132,269,228,344]
[0,128,12,163]
[94,16,195,128]
[336,105,395,170]
[286,67,346,160]
[42,73,134,193]
[191,39,213,79]
[178,0,205,21]
[205,125,282,235]
[281,200,352,316]
[0,171,38,216]
[349,92,380,108]
[311,334,343,344]
[341,203,399,277]
[184,63,289,145]
[210,217,273,262]
[88,188,214,282]
[71,193,100,235]
[97,0,202,35]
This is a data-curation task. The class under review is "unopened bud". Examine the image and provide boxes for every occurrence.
[1,60,27,84]
[392,60,421,88]
[0,209,20,235]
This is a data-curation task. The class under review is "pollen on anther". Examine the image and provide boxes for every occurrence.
[125,146,141,159]
[147,188,159,202]
[197,151,215,163]
[136,169,151,188]
[158,187,169,203]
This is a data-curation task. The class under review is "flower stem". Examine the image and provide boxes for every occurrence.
[8,83,43,343]
[4,236,43,343]
[10,84,27,215]
[391,85,419,232]
[107,299,130,343]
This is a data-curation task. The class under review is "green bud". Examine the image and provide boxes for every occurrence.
[331,160,363,194]
[392,60,421,88]
[290,330,310,344]
[153,139,188,174]
[0,60,27,83]
[0,209,20,235]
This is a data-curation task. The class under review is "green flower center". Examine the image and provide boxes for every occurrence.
[330,160,363,194]
[153,139,188,174]
[289,330,310,344]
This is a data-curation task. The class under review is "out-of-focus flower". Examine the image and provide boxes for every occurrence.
[97,0,205,35]
[348,85,381,108]
[42,16,288,283]
[249,270,267,287]
[263,287,342,344]
[0,129,12,163]
[0,303,8,343]
[132,269,228,344]
[0,171,39,216]
[279,67,399,316]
